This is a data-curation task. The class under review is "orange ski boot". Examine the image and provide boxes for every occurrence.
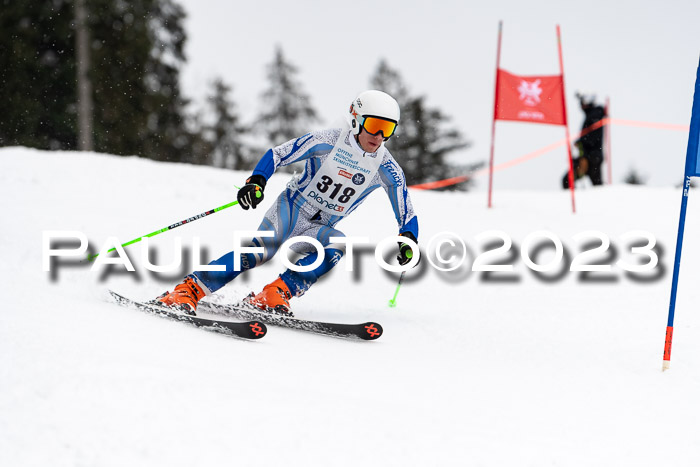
[248,277,293,315]
[156,276,205,315]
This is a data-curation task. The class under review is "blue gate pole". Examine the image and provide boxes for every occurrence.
[663,56,700,371]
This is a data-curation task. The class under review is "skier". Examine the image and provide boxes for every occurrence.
[562,92,606,188]
[156,90,419,315]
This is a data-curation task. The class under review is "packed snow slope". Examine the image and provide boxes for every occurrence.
[3,147,700,467]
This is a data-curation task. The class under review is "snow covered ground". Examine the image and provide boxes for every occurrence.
[2,147,700,466]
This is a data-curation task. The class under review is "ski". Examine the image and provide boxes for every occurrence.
[109,291,267,340]
[197,301,383,341]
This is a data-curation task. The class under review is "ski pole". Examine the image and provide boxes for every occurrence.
[87,198,243,261]
[388,271,406,308]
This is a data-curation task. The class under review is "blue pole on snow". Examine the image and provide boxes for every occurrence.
[663,56,700,371]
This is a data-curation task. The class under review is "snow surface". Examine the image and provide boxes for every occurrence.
[3,147,700,466]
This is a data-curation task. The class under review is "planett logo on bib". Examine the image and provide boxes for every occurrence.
[305,190,345,212]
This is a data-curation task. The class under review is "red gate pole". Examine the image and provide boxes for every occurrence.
[605,97,613,184]
[487,21,503,208]
[556,25,576,213]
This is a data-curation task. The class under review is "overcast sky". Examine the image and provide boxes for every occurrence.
[176,0,700,191]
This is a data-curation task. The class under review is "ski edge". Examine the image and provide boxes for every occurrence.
[197,301,383,341]
[108,290,267,340]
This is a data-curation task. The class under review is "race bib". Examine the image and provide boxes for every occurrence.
[303,129,383,217]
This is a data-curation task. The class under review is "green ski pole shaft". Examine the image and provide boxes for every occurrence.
[87,199,242,261]
[388,271,406,308]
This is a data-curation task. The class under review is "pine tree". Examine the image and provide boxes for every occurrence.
[369,59,478,191]
[87,0,195,162]
[205,78,253,170]
[0,0,78,149]
[370,59,410,105]
[257,45,319,150]
[624,168,646,185]
[0,0,207,163]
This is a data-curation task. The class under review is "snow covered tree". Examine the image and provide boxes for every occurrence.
[0,0,208,163]
[370,59,410,106]
[370,59,478,191]
[257,45,319,150]
[204,78,254,170]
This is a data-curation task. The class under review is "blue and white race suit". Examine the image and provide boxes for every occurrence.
[193,127,419,297]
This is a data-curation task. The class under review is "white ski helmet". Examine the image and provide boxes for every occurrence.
[348,90,400,136]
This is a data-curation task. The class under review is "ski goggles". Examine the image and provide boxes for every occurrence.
[360,115,398,139]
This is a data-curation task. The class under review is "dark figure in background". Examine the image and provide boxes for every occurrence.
[562,93,606,188]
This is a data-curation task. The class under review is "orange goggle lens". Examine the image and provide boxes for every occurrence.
[361,116,397,138]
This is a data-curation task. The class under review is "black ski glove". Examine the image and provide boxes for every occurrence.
[397,231,419,266]
[237,175,267,210]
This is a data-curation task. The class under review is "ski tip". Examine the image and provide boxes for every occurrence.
[246,321,268,339]
[360,322,383,340]
[108,289,124,302]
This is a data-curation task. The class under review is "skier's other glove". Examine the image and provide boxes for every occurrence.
[397,231,419,266]
[237,175,266,210]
